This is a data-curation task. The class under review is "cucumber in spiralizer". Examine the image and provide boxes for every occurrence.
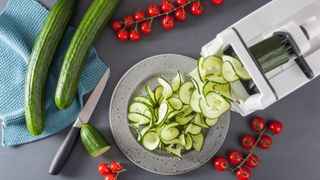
[24,0,76,136]
[55,0,119,109]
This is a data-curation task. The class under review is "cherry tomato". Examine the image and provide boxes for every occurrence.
[211,0,224,6]
[104,173,117,180]
[245,154,259,168]
[235,166,251,180]
[98,163,111,176]
[161,0,175,13]
[213,157,229,171]
[110,161,124,173]
[148,4,161,17]
[117,29,129,42]
[240,135,255,150]
[258,135,272,149]
[268,120,283,135]
[162,15,175,30]
[190,1,204,16]
[176,0,188,6]
[124,15,134,28]
[175,8,187,21]
[250,117,266,133]
[129,30,141,42]
[110,20,123,32]
[140,21,152,34]
[134,9,146,21]
[228,150,243,165]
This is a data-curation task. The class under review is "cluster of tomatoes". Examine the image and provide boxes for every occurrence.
[110,0,225,42]
[213,117,283,180]
[98,161,125,180]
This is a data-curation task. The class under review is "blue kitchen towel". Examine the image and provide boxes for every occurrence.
[0,0,107,147]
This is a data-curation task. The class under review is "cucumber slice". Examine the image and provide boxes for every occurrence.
[190,90,202,113]
[181,105,194,117]
[160,122,180,141]
[138,126,151,141]
[203,82,233,101]
[171,71,182,92]
[129,102,151,117]
[199,92,231,119]
[203,56,227,84]
[184,134,193,150]
[154,86,164,104]
[188,69,204,95]
[134,96,154,107]
[205,118,218,127]
[158,77,174,99]
[156,101,169,124]
[186,124,202,135]
[146,85,157,104]
[142,131,160,151]
[222,61,239,82]
[197,57,206,82]
[176,114,194,125]
[168,97,183,111]
[162,134,186,146]
[191,133,204,152]
[179,81,194,104]
[80,124,111,158]
[128,113,151,124]
[193,113,209,128]
[222,55,251,80]
[165,144,183,159]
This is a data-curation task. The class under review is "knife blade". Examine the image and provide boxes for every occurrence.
[48,68,110,175]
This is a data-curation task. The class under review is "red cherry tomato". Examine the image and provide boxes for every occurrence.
[240,135,255,150]
[250,117,266,133]
[268,120,283,135]
[117,29,129,42]
[129,30,141,42]
[175,8,187,21]
[211,0,224,6]
[258,135,272,149]
[148,4,161,17]
[235,166,251,180]
[134,9,146,21]
[162,15,175,30]
[190,1,204,16]
[213,157,229,171]
[140,21,152,35]
[110,161,124,173]
[228,150,243,165]
[98,163,111,176]
[124,15,134,28]
[161,0,175,13]
[104,173,117,180]
[176,0,188,6]
[110,20,123,32]
[245,154,259,168]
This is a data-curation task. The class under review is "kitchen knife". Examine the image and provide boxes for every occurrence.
[48,68,110,175]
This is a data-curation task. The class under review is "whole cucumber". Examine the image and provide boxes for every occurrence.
[55,0,119,109]
[24,0,76,136]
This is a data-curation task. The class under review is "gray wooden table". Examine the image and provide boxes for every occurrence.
[1,0,320,179]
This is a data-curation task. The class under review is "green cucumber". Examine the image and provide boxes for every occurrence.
[134,96,154,107]
[185,124,202,135]
[80,124,111,158]
[158,77,174,99]
[222,55,251,80]
[156,101,169,124]
[128,113,151,124]
[199,92,230,119]
[222,61,239,82]
[171,71,183,92]
[24,0,76,136]
[190,90,202,113]
[203,56,227,84]
[154,86,164,104]
[55,0,119,109]
[160,122,180,141]
[205,118,218,127]
[146,85,157,105]
[184,134,193,150]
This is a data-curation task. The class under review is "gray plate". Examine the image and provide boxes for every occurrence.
[109,54,230,175]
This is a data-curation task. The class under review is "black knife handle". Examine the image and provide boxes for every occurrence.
[48,126,80,175]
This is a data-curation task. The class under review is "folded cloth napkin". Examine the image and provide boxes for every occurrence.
[0,0,107,147]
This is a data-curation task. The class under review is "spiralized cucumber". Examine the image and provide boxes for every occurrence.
[127,55,250,159]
